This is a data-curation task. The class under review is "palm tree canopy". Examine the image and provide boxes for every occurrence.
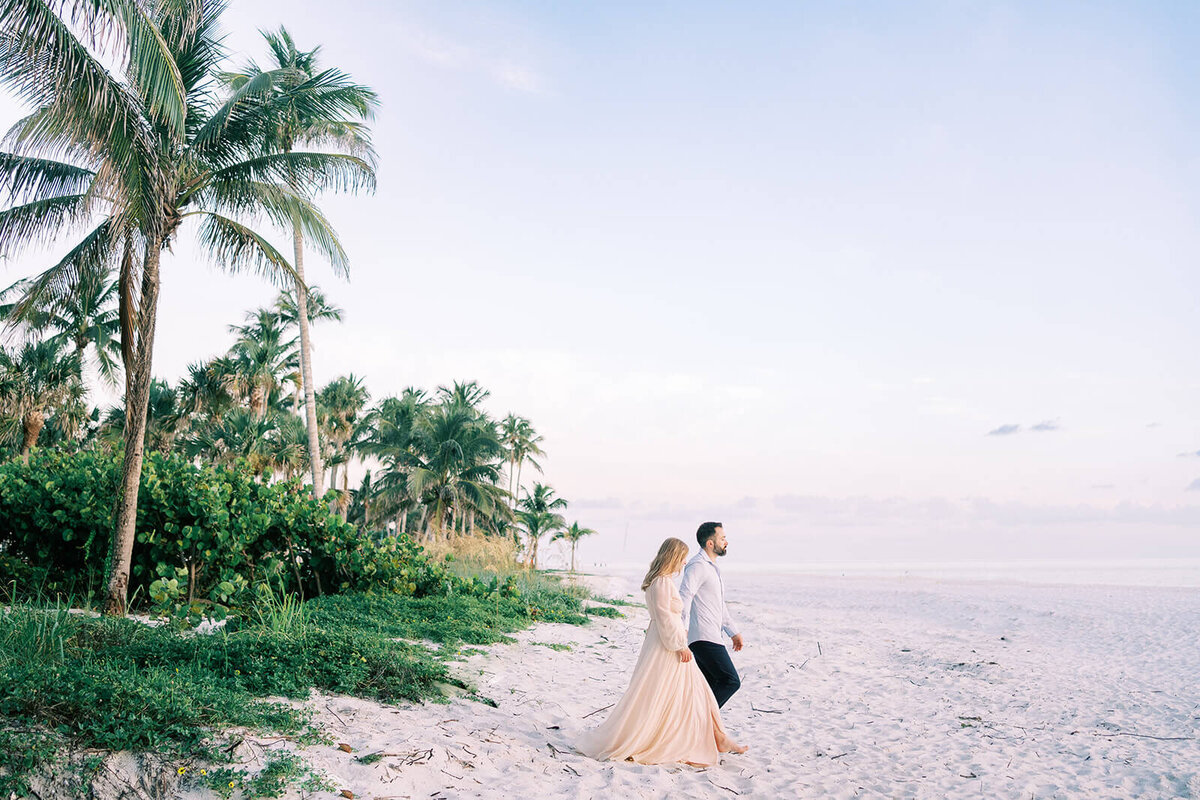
[552,522,597,544]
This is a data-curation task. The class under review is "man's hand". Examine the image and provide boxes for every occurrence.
[731,633,745,652]
[677,648,693,663]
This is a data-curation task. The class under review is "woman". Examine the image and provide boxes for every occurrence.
[576,537,747,766]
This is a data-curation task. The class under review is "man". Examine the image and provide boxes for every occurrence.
[678,521,744,708]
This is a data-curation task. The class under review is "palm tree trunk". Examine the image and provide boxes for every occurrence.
[570,542,577,574]
[340,467,350,522]
[515,460,524,507]
[508,456,516,509]
[293,224,325,499]
[19,409,44,461]
[104,242,162,617]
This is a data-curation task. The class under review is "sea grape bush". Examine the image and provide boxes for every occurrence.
[0,449,457,612]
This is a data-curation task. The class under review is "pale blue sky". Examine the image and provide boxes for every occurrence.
[3,2,1199,567]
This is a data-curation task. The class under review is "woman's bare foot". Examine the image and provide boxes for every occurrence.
[729,742,749,755]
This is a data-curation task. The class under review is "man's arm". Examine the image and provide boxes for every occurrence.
[678,561,702,625]
[721,588,743,651]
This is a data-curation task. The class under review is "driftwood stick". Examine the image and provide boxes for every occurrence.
[583,703,614,719]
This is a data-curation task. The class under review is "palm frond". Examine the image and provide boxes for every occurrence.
[200,179,349,276]
[191,210,297,286]
[208,151,376,195]
[0,152,95,203]
[0,193,90,256]
[4,219,118,326]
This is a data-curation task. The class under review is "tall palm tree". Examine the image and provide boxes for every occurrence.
[0,338,83,461]
[0,0,372,614]
[551,521,597,574]
[225,27,378,501]
[501,414,545,510]
[517,483,567,570]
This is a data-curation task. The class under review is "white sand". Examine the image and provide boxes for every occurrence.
[184,573,1200,799]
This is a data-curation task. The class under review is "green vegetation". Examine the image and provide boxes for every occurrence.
[0,568,593,795]
[0,2,607,796]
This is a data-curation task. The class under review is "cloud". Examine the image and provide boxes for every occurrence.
[987,419,1062,436]
[492,61,544,93]
[397,24,546,94]
[1187,479,1200,492]
[766,493,1200,527]
[572,496,624,510]
[1178,451,1200,458]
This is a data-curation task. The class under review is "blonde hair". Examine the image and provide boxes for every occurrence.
[641,538,690,590]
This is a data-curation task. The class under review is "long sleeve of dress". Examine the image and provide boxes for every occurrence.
[647,577,688,652]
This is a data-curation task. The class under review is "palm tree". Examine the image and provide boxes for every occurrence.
[1,271,122,384]
[0,0,373,614]
[358,388,429,535]
[226,309,299,420]
[500,414,545,511]
[517,483,567,570]
[552,521,597,574]
[100,378,183,452]
[317,374,370,515]
[225,27,378,501]
[407,401,505,541]
[274,285,341,412]
[0,338,83,461]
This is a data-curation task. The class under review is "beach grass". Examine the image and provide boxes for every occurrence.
[0,570,592,796]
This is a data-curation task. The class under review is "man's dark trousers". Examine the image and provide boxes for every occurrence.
[689,640,740,708]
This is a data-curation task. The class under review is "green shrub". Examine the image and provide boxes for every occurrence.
[0,449,436,609]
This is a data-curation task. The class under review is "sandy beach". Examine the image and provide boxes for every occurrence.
[168,570,1200,800]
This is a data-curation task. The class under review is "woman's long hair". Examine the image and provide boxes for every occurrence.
[641,538,690,590]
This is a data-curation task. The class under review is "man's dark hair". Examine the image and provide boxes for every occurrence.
[696,521,723,548]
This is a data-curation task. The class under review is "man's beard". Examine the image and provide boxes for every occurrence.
[714,545,727,557]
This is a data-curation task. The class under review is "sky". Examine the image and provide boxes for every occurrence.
[3,1,1199,570]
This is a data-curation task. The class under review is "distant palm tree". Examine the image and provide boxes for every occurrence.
[407,402,505,541]
[274,286,342,413]
[358,388,429,535]
[501,414,545,511]
[100,378,183,452]
[226,310,299,420]
[225,27,378,500]
[0,0,372,615]
[0,339,83,461]
[0,271,122,385]
[552,521,597,574]
[318,374,370,515]
[517,483,567,569]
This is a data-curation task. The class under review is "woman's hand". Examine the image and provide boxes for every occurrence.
[677,648,692,663]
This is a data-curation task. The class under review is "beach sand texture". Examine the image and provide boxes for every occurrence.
[188,573,1200,799]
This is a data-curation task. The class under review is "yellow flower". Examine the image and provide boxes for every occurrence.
[177,767,187,775]
[229,780,237,788]
[234,669,241,675]
[200,770,207,776]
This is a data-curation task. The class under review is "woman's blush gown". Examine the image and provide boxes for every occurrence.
[576,574,742,766]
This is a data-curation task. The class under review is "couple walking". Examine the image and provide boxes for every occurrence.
[577,522,749,766]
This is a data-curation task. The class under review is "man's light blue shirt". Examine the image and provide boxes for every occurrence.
[678,550,737,645]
